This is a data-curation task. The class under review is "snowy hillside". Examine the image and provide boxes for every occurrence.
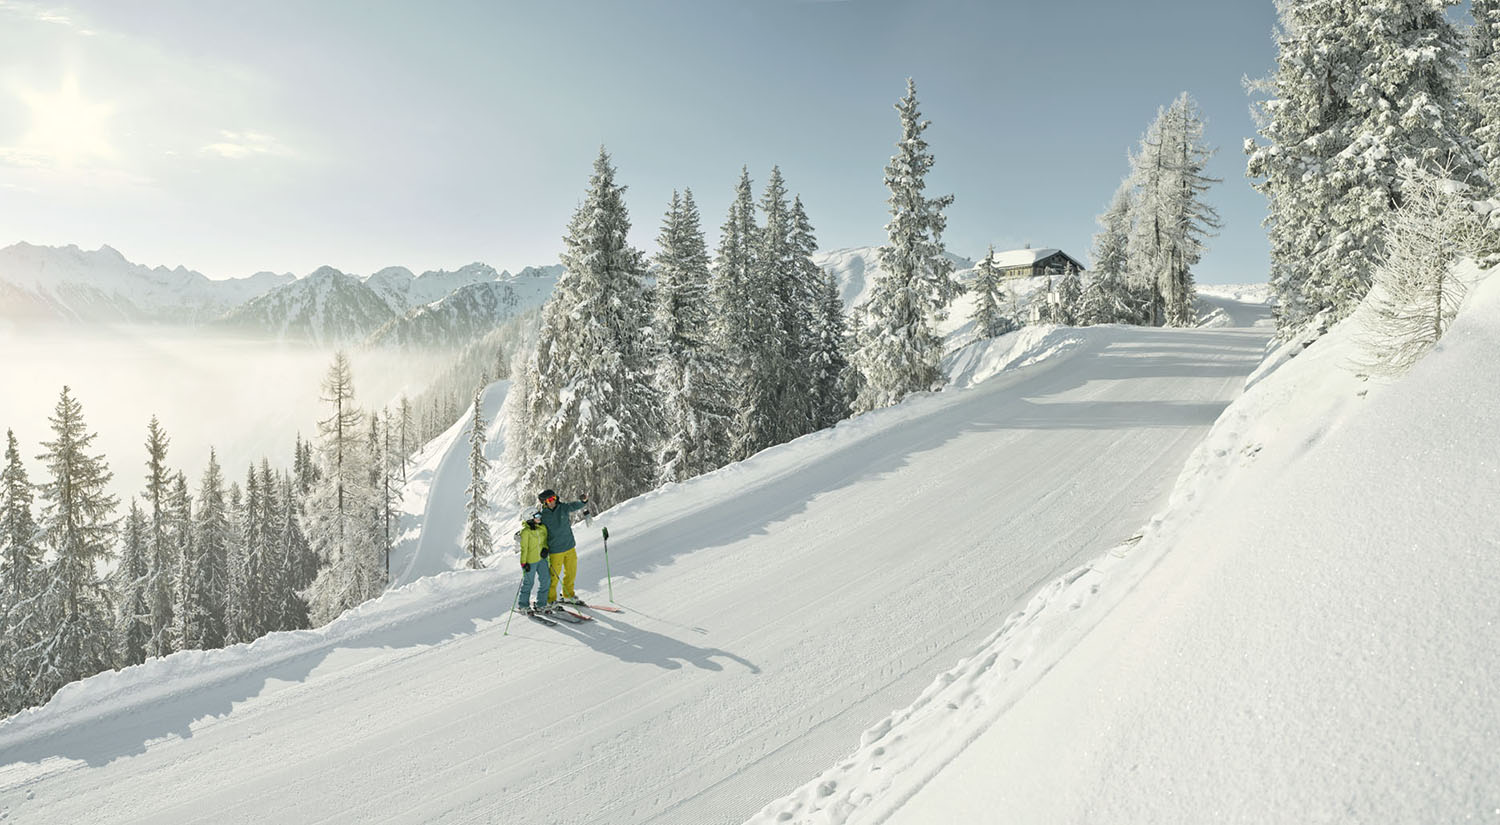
[749,267,1500,824]
[0,297,1271,824]
[0,243,292,324]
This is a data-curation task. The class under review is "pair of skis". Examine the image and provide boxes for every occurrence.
[517,602,622,628]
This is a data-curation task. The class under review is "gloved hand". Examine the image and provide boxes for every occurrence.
[521,562,530,572]
[580,494,588,503]
[540,549,550,558]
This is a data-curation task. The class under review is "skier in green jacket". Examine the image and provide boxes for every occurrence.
[536,488,588,607]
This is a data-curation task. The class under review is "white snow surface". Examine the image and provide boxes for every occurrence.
[3,275,1493,823]
[0,298,1270,824]
[749,268,1500,824]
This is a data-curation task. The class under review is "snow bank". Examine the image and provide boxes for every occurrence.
[746,266,1500,824]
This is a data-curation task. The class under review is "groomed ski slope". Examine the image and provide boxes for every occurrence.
[0,304,1269,825]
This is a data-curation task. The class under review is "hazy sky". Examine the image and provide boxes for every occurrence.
[0,0,1287,284]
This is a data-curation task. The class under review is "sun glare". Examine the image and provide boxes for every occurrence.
[15,74,116,168]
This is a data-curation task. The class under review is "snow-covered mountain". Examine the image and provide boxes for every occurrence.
[217,265,400,343]
[365,262,505,316]
[0,242,293,324]
[812,245,975,310]
[363,264,562,348]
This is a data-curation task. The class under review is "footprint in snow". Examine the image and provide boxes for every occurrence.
[817,780,838,798]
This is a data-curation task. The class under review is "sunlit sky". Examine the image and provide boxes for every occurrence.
[0,0,1291,284]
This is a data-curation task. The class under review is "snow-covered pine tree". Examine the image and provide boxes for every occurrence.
[1128,94,1219,327]
[854,79,960,412]
[513,148,659,510]
[970,246,1013,339]
[1472,0,1500,193]
[463,388,491,570]
[165,470,194,648]
[305,352,381,626]
[1080,180,1142,326]
[652,189,734,483]
[809,270,853,430]
[1,429,42,712]
[1249,0,1478,334]
[181,449,229,651]
[112,501,150,667]
[141,416,175,658]
[1056,264,1084,326]
[713,167,759,370]
[1,429,40,614]
[1358,163,1487,374]
[223,481,248,644]
[272,474,312,632]
[29,386,118,703]
[788,195,831,434]
[734,166,801,452]
[232,464,270,639]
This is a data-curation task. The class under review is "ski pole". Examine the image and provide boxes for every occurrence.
[602,526,614,603]
[502,575,523,636]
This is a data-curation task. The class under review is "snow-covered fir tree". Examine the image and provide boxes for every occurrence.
[113,500,150,668]
[736,166,800,452]
[141,416,176,658]
[1471,0,1500,193]
[165,470,193,647]
[1,429,41,712]
[788,195,833,433]
[511,148,659,509]
[1055,264,1084,326]
[181,450,229,651]
[305,352,381,626]
[1080,180,1143,326]
[223,482,248,643]
[1128,93,1219,327]
[712,167,759,373]
[377,410,402,581]
[1358,163,1487,374]
[463,388,491,570]
[652,189,734,482]
[970,247,1014,339]
[1248,0,1478,334]
[272,475,312,632]
[854,78,961,412]
[809,270,853,430]
[28,386,118,704]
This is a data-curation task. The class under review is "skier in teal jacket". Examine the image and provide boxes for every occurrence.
[536,488,587,606]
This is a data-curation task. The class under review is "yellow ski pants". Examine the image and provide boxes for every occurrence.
[547,547,578,602]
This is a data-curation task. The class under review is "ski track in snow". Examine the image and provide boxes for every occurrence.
[0,307,1271,825]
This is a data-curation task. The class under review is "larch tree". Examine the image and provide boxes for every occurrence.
[1128,93,1220,327]
[463,388,492,570]
[512,148,658,510]
[1357,163,1487,374]
[305,352,380,626]
[854,78,960,412]
[29,386,118,704]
